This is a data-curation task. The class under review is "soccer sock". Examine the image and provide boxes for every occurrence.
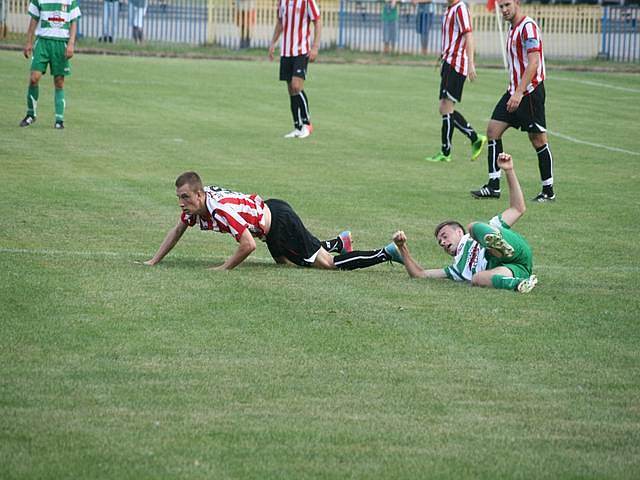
[27,85,39,117]
[487,138,503,190]
[54,88,65,121]
[299,90,310,125]
[322,236,342,253]
[289,95,302,129]
[536,144,554,194]
[440,113,453,156]
[491,274,522,291]
[333,249,388,270]
[452,110,478,143]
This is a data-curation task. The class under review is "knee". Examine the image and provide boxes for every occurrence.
[29,73,40,86]
[54,77,65,89]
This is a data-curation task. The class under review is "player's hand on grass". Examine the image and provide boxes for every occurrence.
[497,152,513,171]
[134,259,156,266]
[393,230,407,248]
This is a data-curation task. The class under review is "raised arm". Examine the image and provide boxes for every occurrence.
[210,228,256,271]
[498,153,526,227]
[393,231,448,280]
[144,218,188,265]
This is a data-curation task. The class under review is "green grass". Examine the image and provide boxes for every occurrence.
[1,50,640,479]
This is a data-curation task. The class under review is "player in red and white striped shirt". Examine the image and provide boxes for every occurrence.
[425,0,486,164]
[268,0,321,139]
[471,0,555,203]
[144,172,401,271]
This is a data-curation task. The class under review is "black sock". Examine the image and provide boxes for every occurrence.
[487,138,503,190]
[290,95,302,129]
[452,110,478,143]
[441,113,453,156]
[322,236,342,253]
[300,90,310,125]
[536,144,554,194]
[333,249,388,270]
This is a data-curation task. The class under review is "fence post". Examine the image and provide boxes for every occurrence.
[207,0,214,44]
[338,0,344,49]
[599,5,608,59]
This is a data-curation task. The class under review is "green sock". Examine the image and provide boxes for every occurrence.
[54,88,65,121]
[491,275,522,291]
[27,85,39,116]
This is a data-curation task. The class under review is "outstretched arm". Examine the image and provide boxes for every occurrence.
[210,228,256,271]
[498,153,526,227]
[144,218,188,265]
[393,231,448,279]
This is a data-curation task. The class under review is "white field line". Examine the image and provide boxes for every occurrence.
[1,247,639,272]
[482,118,640,157]
[546,130,640,156]
[549,76,640,94]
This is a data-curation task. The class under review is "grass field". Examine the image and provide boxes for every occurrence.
[1,49,640,479]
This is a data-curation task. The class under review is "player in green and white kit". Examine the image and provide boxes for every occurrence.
[20,0,81,129]
[387,152,537,293]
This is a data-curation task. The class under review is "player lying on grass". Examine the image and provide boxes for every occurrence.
[144,171,400,271]
[386,153,538,293]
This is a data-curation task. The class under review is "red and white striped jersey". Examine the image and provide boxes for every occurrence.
[506,16,546,95]
[181,186,268,242]
[277,0,320,57]
[441,0,473,76]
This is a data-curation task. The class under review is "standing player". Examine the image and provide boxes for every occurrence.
[144,171,401,271]
[471,0,555,202]
[19,0,81,130]
[387,153,538,293]
[268,0,321,139]
[425,0,486,163]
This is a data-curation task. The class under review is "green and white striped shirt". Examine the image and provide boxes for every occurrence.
[29,0,81,40]
[444,215,505,282]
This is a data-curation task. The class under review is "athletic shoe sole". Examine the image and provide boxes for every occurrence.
[470,135,487,161]
[484,231,514,258]
[384,242,404,264]
[517,275,538,293]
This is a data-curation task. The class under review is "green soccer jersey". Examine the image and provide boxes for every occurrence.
[29,0,81,40]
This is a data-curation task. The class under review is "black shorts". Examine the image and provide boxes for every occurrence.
[439,61,466,103]
[279,55,309,82]
[265,198,321,267]
[491,83,547,133]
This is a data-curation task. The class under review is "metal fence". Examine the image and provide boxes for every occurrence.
[600,5,639,60]
[2,0,639,61]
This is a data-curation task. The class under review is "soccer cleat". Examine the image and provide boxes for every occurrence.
[383,242,404,264]
[516,275,538,294]
[425,151,451,163]
[470,134,487,161]
[532,191,556,203]
[471,184,501,199]
[338,230,352,254]
[484,230,514,258]
[54,120,64,130]
[284,128,302,138]
[298,124,313,139]
[20,115,36,127]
